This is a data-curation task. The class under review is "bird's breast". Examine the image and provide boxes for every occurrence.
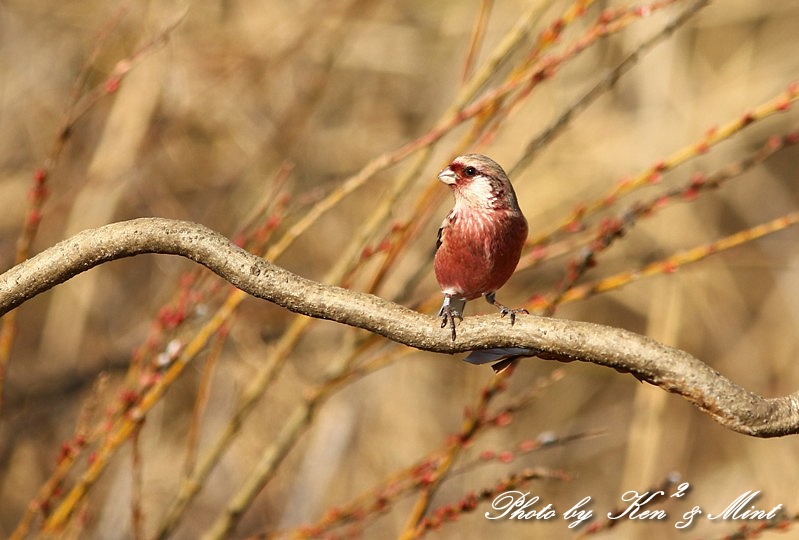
[434,208,527,299]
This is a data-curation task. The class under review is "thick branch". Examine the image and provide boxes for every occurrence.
[1,218,797,437]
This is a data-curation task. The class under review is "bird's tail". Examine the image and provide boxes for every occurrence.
[464,347,539,372]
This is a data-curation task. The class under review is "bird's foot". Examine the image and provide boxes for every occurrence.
[440,306,463,341]
[485,292,527,325]
[498,305,529,325]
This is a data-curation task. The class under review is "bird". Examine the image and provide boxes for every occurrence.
[434,154,529,343]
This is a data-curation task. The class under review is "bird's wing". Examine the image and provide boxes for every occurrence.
[435,211,455,253]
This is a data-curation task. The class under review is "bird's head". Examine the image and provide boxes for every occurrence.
[438,154,519,211]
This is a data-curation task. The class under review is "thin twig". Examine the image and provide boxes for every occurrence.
[529,80,799,245]
[460,0,494,84]
[548,209,799,307]
[0,7,186,419]
[131,421,145,540]
[510,0,710,175]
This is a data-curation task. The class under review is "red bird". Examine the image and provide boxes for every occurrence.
[434,154,528,341]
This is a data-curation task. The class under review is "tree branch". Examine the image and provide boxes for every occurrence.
[1,218,797,437]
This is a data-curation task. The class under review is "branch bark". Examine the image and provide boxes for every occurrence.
[1,218,797,437]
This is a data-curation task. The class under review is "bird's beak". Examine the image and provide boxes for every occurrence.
[438,167,457,185]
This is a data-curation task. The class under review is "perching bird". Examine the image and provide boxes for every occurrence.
[434,154,528,343]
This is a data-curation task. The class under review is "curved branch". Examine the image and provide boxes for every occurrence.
[1,218,797,437]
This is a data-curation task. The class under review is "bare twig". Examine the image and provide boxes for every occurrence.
[530,80,799,244]
[183,325,228,478]
[536,130,799,313]
[131,421,145,540]
[546,209,799,308]
[399,370,513,539]
[460,0,494,84]
[510,0,710,175]
[0,7,186,418]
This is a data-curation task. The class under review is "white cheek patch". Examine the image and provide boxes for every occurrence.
[453,177,496,212]
[463,177,496,207]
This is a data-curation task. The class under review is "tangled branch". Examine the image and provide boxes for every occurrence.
[1,218,797,437]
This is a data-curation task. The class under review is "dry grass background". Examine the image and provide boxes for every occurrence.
[1,0,799,538]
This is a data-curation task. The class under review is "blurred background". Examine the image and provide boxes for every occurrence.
[1,0,799,538]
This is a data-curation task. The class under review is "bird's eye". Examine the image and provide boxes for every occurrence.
[463,166,477,177]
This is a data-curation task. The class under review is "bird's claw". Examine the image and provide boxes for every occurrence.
[498,306,529,325]
[485,293,527,325]
[440,307,463,341]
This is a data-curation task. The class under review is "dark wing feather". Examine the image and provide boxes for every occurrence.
[435,212,453,253]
